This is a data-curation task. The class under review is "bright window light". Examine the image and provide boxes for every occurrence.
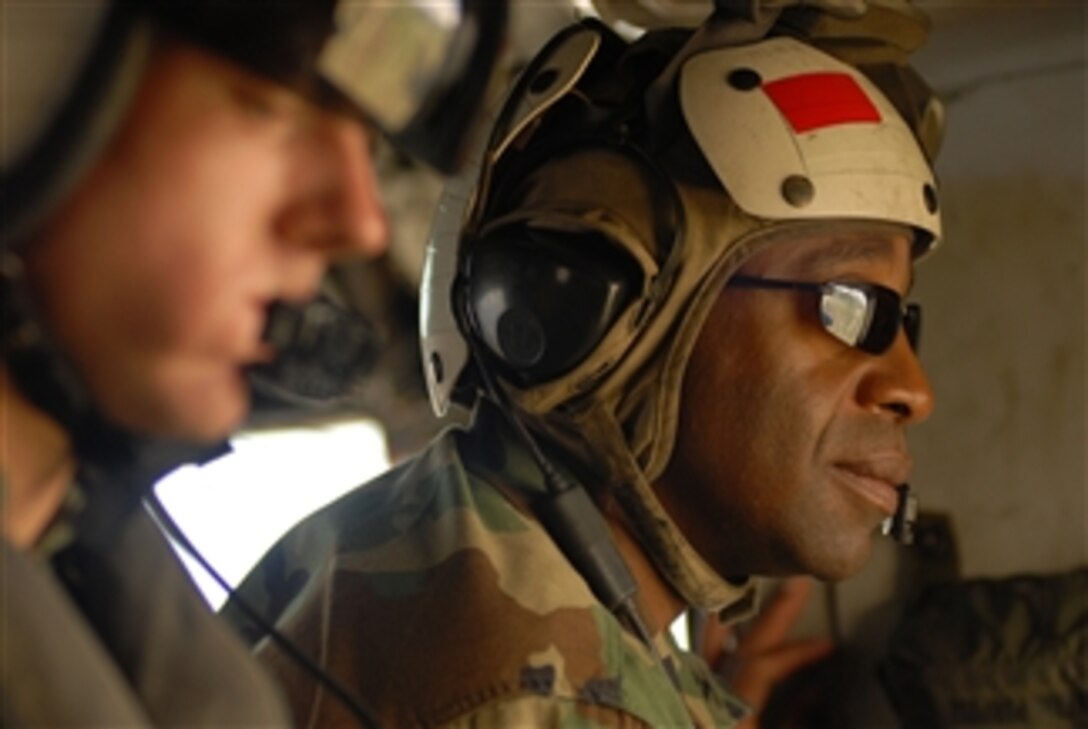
[153,419,390,609]
[670,610,691,652]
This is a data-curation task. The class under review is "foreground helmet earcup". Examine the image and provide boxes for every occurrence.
[463,227,642,386]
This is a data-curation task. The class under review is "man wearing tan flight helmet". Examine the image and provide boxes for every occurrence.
[231,1,945,725]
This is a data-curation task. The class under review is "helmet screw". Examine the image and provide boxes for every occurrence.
[781,175,815,208]
[727,68,762,91]
[430,351,445,384]
[923,183,939,214]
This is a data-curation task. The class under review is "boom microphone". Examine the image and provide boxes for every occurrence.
[248,294,378,408]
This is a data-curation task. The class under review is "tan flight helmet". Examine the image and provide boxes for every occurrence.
[420,3,942,611]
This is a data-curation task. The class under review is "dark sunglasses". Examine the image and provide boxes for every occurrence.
[727,275,921,355]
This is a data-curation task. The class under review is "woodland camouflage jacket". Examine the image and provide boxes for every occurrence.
[227,407,754,728]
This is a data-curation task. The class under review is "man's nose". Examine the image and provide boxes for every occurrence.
[860,330,936,425]
[278,115,389,260]
[320,118,389,258]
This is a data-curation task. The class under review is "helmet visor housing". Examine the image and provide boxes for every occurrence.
[2,0,506,217]
[153,0,506,173]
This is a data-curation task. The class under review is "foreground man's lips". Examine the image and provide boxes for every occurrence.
[835,457,911,516]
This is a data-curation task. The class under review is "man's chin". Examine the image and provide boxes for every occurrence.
[177,400,248,443]
[803,540,875,583]
[145,378,250,444]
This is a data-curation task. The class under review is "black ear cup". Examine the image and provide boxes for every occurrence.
[463,227,642,386]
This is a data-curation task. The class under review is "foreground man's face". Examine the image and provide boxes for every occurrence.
[28,45,388,442]
[657,223,934,581]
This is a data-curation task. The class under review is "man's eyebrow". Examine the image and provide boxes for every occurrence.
[796,236,915,291]
[796,238,896,270]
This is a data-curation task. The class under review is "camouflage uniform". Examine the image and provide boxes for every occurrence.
[228,405,755,728]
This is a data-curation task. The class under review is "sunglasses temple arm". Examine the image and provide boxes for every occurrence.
[727,276,821,294]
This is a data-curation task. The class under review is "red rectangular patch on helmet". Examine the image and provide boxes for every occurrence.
[763,72,881,134]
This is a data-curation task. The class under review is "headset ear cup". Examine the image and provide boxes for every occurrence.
[465,226,642,386]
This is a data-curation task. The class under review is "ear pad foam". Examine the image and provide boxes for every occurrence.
[464,226,642,385]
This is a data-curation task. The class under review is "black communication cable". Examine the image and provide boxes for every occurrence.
[464,336,684,696]
[145,495,383,729]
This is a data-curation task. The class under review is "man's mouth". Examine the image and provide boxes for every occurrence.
[833,457,912,517]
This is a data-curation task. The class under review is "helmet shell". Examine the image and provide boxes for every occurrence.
[681,36,940,255]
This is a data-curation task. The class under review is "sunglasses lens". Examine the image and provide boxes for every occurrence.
[823,283,914,355]
[904,304,922,351]
[856,286,902,354]
[739,278,922,356]
[820,284,873,350]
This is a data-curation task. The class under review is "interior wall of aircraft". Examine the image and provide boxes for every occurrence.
[911,3,1084,581]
